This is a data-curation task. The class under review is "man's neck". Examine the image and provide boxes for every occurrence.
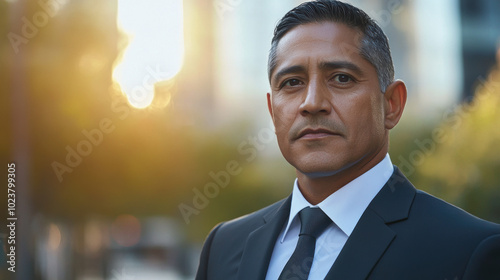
[296,149,388,205]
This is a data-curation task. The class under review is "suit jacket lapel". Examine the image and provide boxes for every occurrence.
[325,167,416,279]
[237,196,292,280]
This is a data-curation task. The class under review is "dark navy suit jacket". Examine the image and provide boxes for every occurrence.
[196,167,500,279]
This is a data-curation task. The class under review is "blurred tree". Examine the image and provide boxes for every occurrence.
[1,0,295,244]
[2,0,219,224]
[412,50,500,223]
[177,121,294,240]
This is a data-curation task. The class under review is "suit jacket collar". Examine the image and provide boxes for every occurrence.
[237,195,292,280]
[325,166,416,279]
[236,167,416,280]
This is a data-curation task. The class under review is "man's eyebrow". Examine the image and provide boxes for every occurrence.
[318,61,365,76]
[271,61,365,86]
[272,65,307,86]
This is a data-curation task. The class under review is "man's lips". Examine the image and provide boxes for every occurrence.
[296,128,340,140]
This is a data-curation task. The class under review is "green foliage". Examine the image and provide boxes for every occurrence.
[409,64,500,222]
[1,0,290,239]
[1,0,294,237]
[6,0,497,245]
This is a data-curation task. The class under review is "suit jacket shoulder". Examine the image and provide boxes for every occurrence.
[197,167,500,280]
[196,197,291,280]
[215,197,288,240]
[335,167,500,279]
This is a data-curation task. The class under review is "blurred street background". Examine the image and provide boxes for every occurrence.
[1,0,500,279]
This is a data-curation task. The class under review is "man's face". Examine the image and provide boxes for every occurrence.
[268,22,389,177]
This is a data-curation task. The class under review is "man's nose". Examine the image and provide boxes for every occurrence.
[299,80,331,116]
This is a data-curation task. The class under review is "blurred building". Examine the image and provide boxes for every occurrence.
[126,0,500,126]
[209,0,500,122]
[5,0,499,279]
[32,216,196,280]
[211,0,302,125]
[460,0,500,101]
[173,0,217,127]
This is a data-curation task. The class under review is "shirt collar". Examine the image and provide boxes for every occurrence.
[281,154,394,242]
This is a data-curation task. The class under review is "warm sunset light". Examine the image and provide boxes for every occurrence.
[113,0,184,109]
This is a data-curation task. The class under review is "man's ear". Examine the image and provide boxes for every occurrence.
[384,80,407,130]
[267,92,274,119]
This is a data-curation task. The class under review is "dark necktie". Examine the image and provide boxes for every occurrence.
[278,207,332,280]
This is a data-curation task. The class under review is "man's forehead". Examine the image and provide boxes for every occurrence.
[272,22,364,76]
[278,21,362,46]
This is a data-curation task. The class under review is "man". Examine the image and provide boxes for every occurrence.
[196,1,500,279]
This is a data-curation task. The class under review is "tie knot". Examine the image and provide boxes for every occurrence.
[298,207,331,238]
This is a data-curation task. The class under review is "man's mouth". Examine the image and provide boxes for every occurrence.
[297,128,340,140]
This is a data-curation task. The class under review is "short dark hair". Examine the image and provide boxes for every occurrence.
[268,0,394,92]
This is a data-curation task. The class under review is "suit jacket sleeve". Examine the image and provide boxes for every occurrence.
[195,223,223,280]
[463,233,500,280]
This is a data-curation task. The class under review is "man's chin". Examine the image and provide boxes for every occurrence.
[300,169,343,178]
[295,157,364,179]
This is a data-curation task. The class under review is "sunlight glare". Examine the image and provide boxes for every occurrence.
[113,0,184,109]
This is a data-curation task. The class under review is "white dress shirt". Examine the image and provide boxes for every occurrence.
[265,154,394,279]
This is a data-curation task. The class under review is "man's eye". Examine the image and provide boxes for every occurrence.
[333,74,352,83]
[282,79,302,87]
